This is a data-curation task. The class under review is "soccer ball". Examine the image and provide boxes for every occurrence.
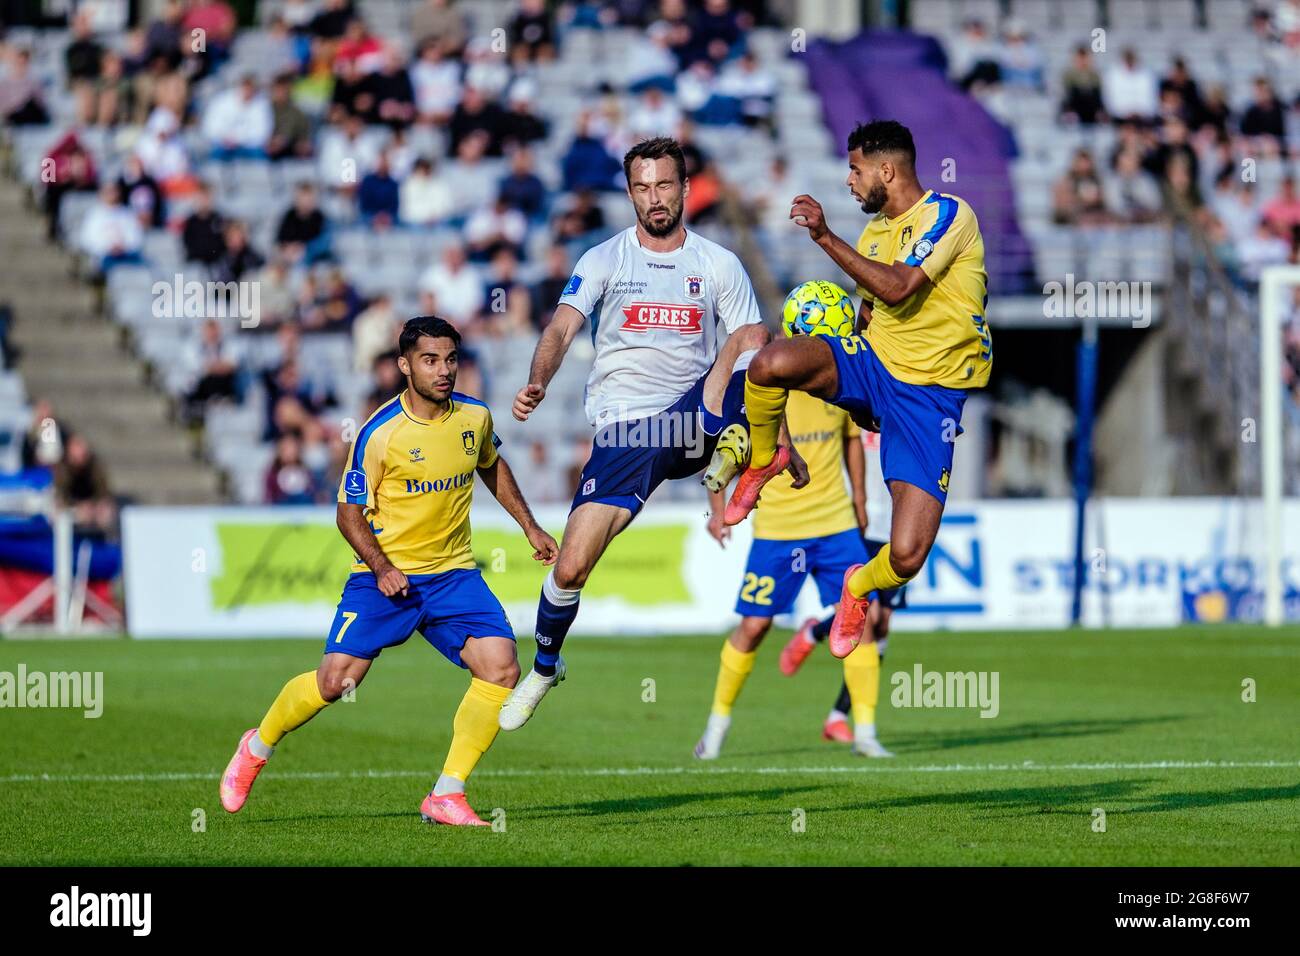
[781,280,856,338]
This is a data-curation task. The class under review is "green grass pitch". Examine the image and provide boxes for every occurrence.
[1,626,1297,866]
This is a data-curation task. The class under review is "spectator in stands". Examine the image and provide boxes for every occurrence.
[629,84,683,139]
[1240,77,1287,145]
[478,248,530,330]
[305,268,363,332]
[446,130,501,215]
[463,35,511,98]
[1238,220,1292,282]
[1160,57,1205,130]
[364,351,404,418]
[42,131,99,242]
[551,187,606,246]
[65,12,105,122]
[498,146,547,221]
[532,244,572,331]
[998,21,1045,91]
[695,0,744,65]
[203,74,275,160]
[276,183,331,264]
[183,318,243,422]
[626,21,679,93]
[368,47,417,130]
[263,359,334,440]
[562,110,623,191]
[509,0,557,65]
[501,78,550,149]
[1210,175,1260,245]
[1102,48,1158,123]
[1052,148,1109,226]
[215,221,265,282]
[0,47,50,125]
[143,0,184,71]
[134,106,197,198]
[352,293,400,373]
[251,257,298,329]
[717,50,775,132]
[411,37,462,125]
[358,151,401,228]
[182,0,238,76]
[88,50,132,128]
[448,84,508,158]
[465,193,528,262]
[264,432,320,504]
[181,184,227,265]
[516,439,565,504]
[117,154,165,230]
[310,0,355,41]
[1199,84,1231,137]
[268,73,314,160]
[1147,116,1199,190]
[411,0,468,55]
[418,241,484,325]
[1160,152,1202,216]
[1105,148,1163,224]
[78,183,145,273]
[331,54,372,121]
[1059,46,1104,125]
[55,434,116,539]
[318,112,379,196]
[1262,175,1300,240]
[336,16,387,74]
[949,18,1000,92]
[400,156,455,226]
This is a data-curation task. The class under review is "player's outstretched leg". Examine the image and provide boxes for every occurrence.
[694,617,768,759]
[221,655,368,812]
[421,636,518,826]
[501,502,631,731]
[724,337,838,525]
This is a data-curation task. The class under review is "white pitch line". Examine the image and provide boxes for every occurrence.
[1,760,1297,785]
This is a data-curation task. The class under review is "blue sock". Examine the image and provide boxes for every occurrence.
[701,368,748,436]
[534,571,580,677]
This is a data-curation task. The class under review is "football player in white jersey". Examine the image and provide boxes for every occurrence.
[501,137,806,730]
[778,428,905,757]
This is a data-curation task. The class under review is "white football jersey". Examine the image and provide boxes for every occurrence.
[862,429,893,543]
[558,226,763,425]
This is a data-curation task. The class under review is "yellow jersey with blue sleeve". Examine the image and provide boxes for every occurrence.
[751,389,859,541]
[338,390,500,576]
[854,189,991,389]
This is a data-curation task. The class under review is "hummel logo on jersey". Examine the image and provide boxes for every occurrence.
[621,302,705,334]
[409,447,424,462]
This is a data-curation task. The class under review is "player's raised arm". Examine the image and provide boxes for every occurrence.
[477,454,558,565]
[513,303,585,421]
[845,427,867,533]
[790,193,929,306]
[335,502,408,596]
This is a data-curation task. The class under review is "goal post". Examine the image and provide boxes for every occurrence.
[1258,265,1293,628]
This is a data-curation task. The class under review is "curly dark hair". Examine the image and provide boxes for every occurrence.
[846,120,916,168]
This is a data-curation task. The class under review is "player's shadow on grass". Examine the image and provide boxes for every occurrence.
[1125,782,1300,814]
[885,715,1187,754]
[529,785,825,820]
[860,779,1152,816]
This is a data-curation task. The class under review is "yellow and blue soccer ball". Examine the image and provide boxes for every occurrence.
[781,280,856,338]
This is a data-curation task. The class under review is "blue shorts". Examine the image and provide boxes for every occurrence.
[324,568,514,666]
[735,528,868,617]
[572,368,746,517]
[866,537,908,610]
[825,335,967,504]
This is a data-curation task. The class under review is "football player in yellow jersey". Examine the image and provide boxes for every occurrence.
[219,316,558,827]
[693,388,892,759]
[724,119,990,658]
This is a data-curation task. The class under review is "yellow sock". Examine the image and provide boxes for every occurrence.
[258,670,329,746]
[442,678,512,783]
[847,542,912,599]
[843,642,880,727]
[744,375,788,469]
[711,639,757,717]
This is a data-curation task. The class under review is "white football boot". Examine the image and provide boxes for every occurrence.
[498,658,566,731]
[702,423,750,493]
[851,733,895,758]
[692,713,732,760]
